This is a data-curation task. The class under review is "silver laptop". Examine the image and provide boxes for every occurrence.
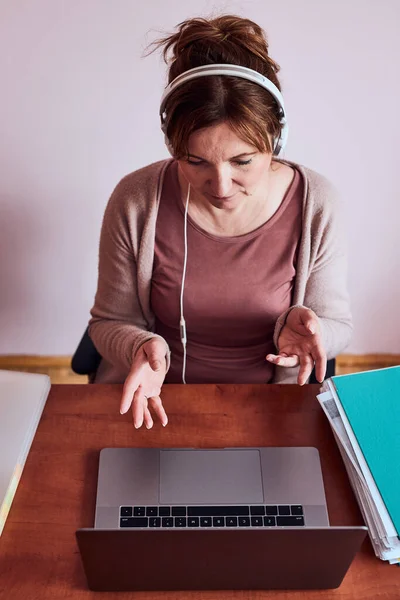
[95,447,329,528]
[76,447,367,591]
[0,370,50,536]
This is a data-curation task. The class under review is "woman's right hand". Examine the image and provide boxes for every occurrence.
[120,338,168,429]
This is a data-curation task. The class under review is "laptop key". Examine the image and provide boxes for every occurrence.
[188,517,200,527]
[226,517,238,527]
[265,505,278,515]
[291,505,303,515]
[174,517,187,527]
[277,516,305,526]
[133,507,146,516]
[264,516,276,527]
[120,506,132,517]
[162,517,174,527]
[251,517,263,527]
[250,506,265,516]
[159,507,171,517]
[200,517,212,527]
[188,506,249,517]
[146,506,158,517]
[172,507,186,516]
[146,507,158,517]
[120,517,148,528]
[149,517,161,527]
[238,517,251,527]
[212,517,225,527]
[278,505,290,515]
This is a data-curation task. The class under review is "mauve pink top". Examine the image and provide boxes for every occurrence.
[151,161,303,384]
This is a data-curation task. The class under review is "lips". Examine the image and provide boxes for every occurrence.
[209,194,236,200]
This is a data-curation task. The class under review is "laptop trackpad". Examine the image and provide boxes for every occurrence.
[159,449,263,504]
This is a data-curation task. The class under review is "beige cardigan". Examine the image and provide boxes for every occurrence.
[89,158,352,384]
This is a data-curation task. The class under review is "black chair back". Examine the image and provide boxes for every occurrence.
[71,327,102,376]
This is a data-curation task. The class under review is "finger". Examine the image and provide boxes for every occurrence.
[300,309,319,335]
[143,340,166,372]
[266,353,299,368]
[312,348,327,383]
[120,370,141,414]
[297,354,315,386]
[143,406,153,429]
[132,388,146,429]
[149,396,168,427]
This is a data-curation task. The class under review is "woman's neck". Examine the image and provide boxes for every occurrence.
[177,164,285,237]
[189,191,271,237]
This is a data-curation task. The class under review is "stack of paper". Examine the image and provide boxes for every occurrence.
[0,370,51,535]
[317,366,400,564]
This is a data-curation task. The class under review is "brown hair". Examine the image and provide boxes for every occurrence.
[150,15,282,158]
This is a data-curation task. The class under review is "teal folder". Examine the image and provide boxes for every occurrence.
[331,366,400,536]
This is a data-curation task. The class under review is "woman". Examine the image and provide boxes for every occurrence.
[89,15,352,429]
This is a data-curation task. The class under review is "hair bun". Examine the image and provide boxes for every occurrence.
[172,17,234,55]
[151,15,280,83]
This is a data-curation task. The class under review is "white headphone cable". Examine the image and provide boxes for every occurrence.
[180,182,190,384]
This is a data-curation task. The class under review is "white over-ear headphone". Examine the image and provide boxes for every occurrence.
[159,63,289,157]
[159,64,289,383]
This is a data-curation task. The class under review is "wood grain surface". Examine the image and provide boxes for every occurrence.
[0,384,399,600]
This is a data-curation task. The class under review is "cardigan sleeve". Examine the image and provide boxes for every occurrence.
[272,181,352,384]
[303,194,353,356]
[88,178,170,373]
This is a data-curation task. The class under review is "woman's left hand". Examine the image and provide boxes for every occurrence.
[266,307,327,385]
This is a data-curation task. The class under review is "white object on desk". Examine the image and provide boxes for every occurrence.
[0,370,50,535]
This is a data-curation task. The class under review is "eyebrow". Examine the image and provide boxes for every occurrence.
[187,152,257,161]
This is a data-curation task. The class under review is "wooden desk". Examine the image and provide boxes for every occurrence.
[0,384,398,599]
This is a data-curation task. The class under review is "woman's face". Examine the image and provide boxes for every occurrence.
[177,121,273,210]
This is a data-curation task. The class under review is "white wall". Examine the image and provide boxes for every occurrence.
[0,0,399,355]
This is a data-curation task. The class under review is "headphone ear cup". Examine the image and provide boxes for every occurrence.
[164,134,174,157]
[274,119,289,156]
[273,135,282,156]
[161,121,174,157]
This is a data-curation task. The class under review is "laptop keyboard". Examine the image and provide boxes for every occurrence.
[119,505,304,528]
